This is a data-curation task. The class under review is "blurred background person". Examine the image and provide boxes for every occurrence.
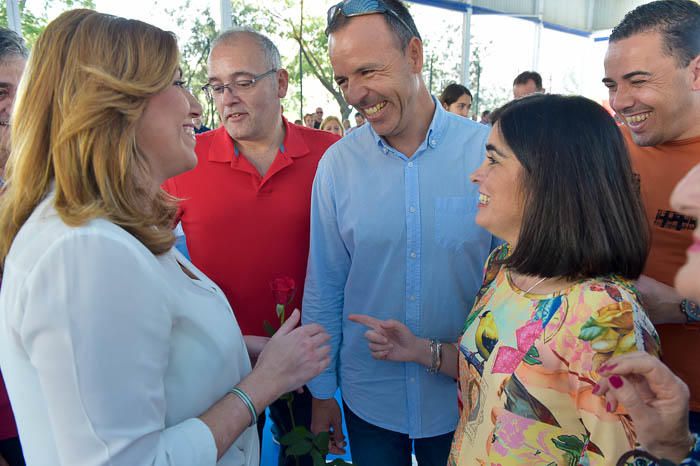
[342,119,350,133]
[439,83,472,118]
[320,115,344,137]
[512,70,544,98]
[480,109,491,125]
[313,106,323,128]
[0,26,26,466]
[303,113,314,127]
[0,10,329,466]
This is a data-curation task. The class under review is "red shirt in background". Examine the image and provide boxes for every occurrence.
[163,120,339,336]
[0,370,18,440]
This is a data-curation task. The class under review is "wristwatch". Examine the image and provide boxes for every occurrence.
[680,299,700,322]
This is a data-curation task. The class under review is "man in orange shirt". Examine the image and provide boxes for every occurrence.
[603,0,700,430]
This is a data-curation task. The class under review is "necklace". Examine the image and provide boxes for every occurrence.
[524,276,549,294]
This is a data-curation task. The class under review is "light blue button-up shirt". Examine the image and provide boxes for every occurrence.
[303,100,496,438]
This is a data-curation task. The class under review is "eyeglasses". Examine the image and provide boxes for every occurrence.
[201,68,277,100]
[325,0,418,38]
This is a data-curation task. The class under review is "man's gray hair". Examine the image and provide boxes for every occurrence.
[211,28,281,70]
[0,28,27,63]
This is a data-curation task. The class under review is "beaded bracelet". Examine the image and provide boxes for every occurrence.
[229,387,258,428]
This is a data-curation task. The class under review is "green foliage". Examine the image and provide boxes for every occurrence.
[283,11,351,120]
[0,0,95,47]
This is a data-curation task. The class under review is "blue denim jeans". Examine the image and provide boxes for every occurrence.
[343,401,454,466]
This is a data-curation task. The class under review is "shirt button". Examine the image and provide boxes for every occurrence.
[430,139,437,147]
[409,295,416,301]
[407,161,414,168]
[410,377,416,383]
[383,148,389,154]
[409,206,416,213]
[410,251,417,258]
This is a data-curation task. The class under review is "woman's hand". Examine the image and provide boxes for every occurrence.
[595,351,695,463]
[348,314,422,363]
[243,335,269,366]
[254,309,331,396]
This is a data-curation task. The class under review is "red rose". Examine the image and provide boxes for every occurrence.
[270,276,296,306]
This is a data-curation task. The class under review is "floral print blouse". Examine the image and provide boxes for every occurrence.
[449,245,660,466]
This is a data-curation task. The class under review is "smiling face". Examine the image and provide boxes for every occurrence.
[445,93,472,117]
[207,35,287,143]
[604,31,700,146]
[0,56,26,171]
[135,74,197,186]
[469,123,526,244]
[328,14,423,144]
[671,163,700,302]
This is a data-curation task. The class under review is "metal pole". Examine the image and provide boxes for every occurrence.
[220,0,232,31]
[428,55,434,94]
[6,0,21,36]
[299,0,304,121]
[460,0,472,86]
[533,0,544,70]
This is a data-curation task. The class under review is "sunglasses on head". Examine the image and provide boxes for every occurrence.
[325,0,418,38]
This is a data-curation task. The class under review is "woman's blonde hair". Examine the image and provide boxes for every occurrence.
[0,9,181,264]
[321,115,344,137]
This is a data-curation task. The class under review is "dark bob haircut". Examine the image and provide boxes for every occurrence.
[490,94,649,280]
[439,83,472,106]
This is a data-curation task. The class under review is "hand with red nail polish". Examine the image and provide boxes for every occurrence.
[595,351,693,464]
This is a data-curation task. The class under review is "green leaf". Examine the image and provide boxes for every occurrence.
[551,435,585,457]
[263,320,277,337]
[578,319,605,341]
[523,346,542,365]
[285,439,313,457]
[279,426,309,446]
[313,431,330,454]
[311,450,325,466]
[276,303,286,321]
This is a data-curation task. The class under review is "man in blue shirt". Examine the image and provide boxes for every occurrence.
[302,1,496,464]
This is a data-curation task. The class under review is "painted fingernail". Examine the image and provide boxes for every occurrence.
[599,363,617,373]
[591,384,600,395]
[609,375,624,389]
[606,402,613,412]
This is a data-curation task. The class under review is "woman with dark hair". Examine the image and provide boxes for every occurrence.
[439,83,472,118]
[351,94,659,465]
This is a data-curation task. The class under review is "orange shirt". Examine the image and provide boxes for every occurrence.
[625,129,700,410]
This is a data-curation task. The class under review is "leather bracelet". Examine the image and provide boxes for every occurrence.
[229,387,258,427]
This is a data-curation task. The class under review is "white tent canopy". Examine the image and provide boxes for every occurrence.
[407,0,652,84]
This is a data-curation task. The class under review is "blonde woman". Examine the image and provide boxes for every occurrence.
[320,115,344,137]
[0,10,329,466]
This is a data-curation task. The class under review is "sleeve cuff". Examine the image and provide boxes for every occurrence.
[160,418,218,465]
[307,372,338,400]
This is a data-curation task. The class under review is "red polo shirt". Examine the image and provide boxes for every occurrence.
[163,119,339,336]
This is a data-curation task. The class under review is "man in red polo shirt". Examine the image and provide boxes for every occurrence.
[163,28,338,466]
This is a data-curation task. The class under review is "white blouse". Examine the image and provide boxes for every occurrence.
[0,194,259,465]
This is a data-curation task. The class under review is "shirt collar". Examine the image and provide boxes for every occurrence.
[207,117,310,164]
[367,95,446,158]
